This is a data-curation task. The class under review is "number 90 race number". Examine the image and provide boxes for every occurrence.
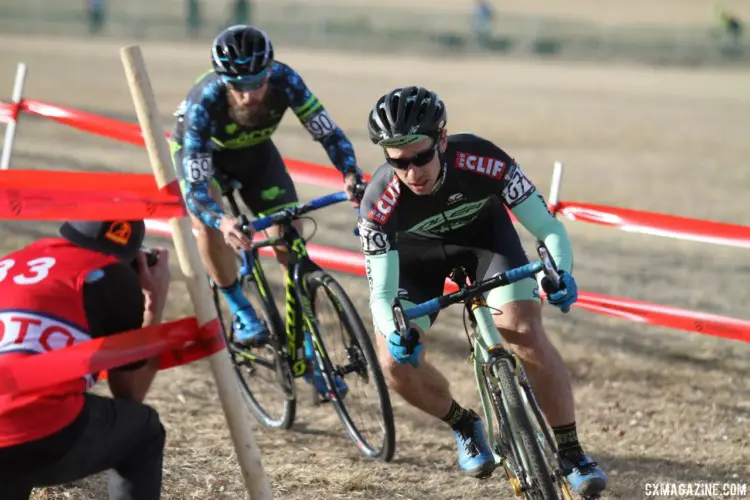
[305,110,337,139]
[186,154,214,183]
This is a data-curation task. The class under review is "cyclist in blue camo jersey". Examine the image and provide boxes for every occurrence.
[357,86,607,496]
[170,25,361,396]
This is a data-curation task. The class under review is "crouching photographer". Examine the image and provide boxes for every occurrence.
[0,219,171,500]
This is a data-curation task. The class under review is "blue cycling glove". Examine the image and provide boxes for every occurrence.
[541,270,578,313]
[386,328,423,368]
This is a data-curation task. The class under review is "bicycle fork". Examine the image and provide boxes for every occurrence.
[470,302,559,497]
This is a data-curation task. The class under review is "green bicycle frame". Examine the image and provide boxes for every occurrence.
[248,226,326,379]
[468,298,508,446]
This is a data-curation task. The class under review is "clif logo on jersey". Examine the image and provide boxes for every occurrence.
[455,153,507,180]
[368,176,401,224]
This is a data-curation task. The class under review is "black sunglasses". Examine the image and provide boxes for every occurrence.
[385,142,438,170]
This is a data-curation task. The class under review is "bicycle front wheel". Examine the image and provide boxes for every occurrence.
[489,356,559,500]
[305,270,396,462]
[211,254,296,430]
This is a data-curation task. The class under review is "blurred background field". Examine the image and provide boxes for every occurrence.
[1,0,749,67]
[2,1,749,499]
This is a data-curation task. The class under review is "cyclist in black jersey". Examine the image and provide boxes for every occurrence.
[170,25,359,396]
[357,86,607,496]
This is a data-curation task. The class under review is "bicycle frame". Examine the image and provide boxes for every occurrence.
[393,247,564,491]
[224,185,348,380]
[242,221,321,378]
[456,271,557,487]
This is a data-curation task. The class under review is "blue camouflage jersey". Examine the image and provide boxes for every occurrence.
[170,61,359,229]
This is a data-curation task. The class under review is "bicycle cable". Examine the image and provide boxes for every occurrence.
[461,301,504,356]
[300,216,318,242]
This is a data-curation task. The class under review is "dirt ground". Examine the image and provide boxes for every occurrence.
[1,33,749,500]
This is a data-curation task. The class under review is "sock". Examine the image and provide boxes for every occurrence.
[441,400,473,430]
[220,280,251,315]
[553,422,582,454]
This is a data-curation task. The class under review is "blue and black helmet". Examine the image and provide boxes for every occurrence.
[211,25,274,79]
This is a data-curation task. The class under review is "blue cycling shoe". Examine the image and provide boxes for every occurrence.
[560,449,608,497]
[454,410,496,478]
[302,331,348,400]
[232,307,270,346]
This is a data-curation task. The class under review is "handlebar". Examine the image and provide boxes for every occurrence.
[391,242,564,338]
[241,191,349,234]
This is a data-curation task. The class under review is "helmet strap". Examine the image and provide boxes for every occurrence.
[430,150,448,195]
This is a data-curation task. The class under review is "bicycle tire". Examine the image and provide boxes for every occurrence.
[212,255,296,430]
[305,270,396,462]
[492,357,559,500]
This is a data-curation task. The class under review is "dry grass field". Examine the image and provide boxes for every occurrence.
[0,30,748,500]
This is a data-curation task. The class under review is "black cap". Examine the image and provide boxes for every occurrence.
[59,220,146,263]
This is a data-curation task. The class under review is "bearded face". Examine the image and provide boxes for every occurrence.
[226,84,270,126]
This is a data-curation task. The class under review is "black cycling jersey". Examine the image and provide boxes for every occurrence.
[357,133,541,254]
[357,133,573,336]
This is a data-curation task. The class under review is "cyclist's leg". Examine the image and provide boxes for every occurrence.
[372,237,495,476]
[372,236,452,417]
[171,143,267,343]
[227,140,302,275]
[478,213,606,494]
[171,142,238,288]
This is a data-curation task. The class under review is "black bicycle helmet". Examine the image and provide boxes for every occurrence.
[367,86,447,147]
[211,25,274,77]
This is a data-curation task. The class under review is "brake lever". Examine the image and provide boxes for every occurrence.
[352,181,368,237]
[391,297,409,338]
[536,240,561,289]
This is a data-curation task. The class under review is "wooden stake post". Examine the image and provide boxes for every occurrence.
[120,45,273,500]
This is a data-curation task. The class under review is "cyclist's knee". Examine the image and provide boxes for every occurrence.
[194,219,222,244]
[493,300,551,352]
[375,327,426,385]
[380,354,419,386]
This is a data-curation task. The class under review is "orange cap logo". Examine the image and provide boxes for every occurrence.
[104,221,132,246]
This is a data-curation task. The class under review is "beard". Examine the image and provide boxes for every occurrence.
[227,92,267,127]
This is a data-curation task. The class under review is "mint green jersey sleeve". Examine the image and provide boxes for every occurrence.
[364,250,400,336]
[510,194,574,274]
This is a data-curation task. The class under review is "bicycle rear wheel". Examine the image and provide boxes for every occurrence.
[305,270,396,462]
[487,355,559,500]
[211,254,296,429]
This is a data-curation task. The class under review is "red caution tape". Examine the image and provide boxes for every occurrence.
[4,98,749,346]
[156,318,225,371]
[0,317,223,396]
[146,228,748,344]
[557,201,750,249]
[21,100,148,147]
[0,170,185,220]
[574,292,750,343]
[0,103,11,124]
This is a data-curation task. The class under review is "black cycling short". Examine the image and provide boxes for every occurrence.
[174,139,299,217]
[397,199,540,330]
